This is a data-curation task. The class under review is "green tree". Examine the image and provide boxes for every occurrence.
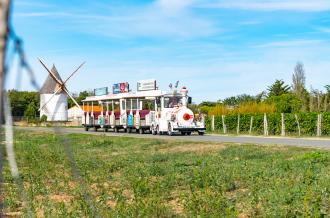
[222,94,255,106]
[199,101,217,107]
[40,114,47,122]
[266,93,302,113]
[24,102,37,119]
[222,96,237,106]
[267,80,290,97]
[325,85,330,95]
[256,91,267,103]
[68,90,92,108]
[8,90,39,117]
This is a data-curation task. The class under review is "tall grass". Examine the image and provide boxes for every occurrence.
[235,102,276,114]
[208,102,276,116]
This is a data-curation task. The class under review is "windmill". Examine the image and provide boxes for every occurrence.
[39,59,85,121]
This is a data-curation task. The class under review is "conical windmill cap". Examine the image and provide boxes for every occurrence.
[40,65,65,94]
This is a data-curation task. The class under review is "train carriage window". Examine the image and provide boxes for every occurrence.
[164,97,182,108]
[121,100,126,110]
[132,100,138,110]
[126,99,138,110]
[112,101,120,111]
[141,100,154,110]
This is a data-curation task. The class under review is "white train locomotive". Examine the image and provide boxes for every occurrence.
[82,80,205,136]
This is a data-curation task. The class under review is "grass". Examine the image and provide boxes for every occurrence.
[3,130,330,217]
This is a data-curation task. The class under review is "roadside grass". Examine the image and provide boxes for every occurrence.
[3,130,330,217]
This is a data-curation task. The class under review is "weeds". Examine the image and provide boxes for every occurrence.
[2,130,330,217]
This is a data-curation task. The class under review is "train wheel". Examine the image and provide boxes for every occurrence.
[114,127,118,133]
[128,128,132,133]
[181,132,186,136]
[151,126,157,135]
[168,123,173,136]
[85,127,89,131]
[198,131,204,136]
[186,132,191,136]
[94,127,98,132]
[139,128,144,134]
[157,126,161,135]
[105,128,108,132]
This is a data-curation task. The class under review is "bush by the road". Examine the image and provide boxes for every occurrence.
[206,112,330,136]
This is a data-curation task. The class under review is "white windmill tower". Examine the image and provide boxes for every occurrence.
[39,59,85,121]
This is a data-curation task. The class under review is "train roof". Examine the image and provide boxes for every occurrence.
[82,89,170,102]
[82,89,187,103]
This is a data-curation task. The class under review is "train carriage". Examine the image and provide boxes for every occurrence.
[81,80,206,136]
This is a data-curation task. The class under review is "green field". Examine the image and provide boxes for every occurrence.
[3,130,330,217]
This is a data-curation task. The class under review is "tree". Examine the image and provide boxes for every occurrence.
[325,85,330,94]
[292,62,306,96]
[222,96,237,106]
[292,62,309,111]
[222,94,255,106]
[40,114,47,122]
[255,91,267,103]
[199,101,217,107]
[324,85,330,111]
[8,90,39,117]
[267,80,290,97]
[23,102,37,119]
[68,90,92,108]
[266,93,302,113]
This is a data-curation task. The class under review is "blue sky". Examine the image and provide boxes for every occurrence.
[7,0,330,102]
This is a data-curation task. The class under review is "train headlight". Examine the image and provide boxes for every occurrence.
[183,113,191,121]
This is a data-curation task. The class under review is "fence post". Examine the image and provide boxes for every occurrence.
[281,113,285,137]
[295,114,301,136]
[264,113,268,136]
[222,115,227,134]
[237,114,240,134]
[211,115,215,131]
[249,116,254,135]
[317,114,322,137]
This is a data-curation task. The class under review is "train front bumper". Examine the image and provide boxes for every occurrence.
[173,127,206,132]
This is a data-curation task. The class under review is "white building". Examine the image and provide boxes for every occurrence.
[68,105,83,121]
[40,65,68,121]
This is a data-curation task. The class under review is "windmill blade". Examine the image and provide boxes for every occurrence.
[63,87,81,109]
[63,61,86,85]
[38,58,63,86]
[39,86,62,111]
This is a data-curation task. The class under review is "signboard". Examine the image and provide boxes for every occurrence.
[137,79,156,91]
[94,87,108,96]
[113,82,129,94]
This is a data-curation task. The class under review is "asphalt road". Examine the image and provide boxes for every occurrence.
[16,126,330,149]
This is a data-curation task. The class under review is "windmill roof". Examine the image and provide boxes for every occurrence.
[40,65,65,94]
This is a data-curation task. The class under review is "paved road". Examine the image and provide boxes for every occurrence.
[17,127,330,149]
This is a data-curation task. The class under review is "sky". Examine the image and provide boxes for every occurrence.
[7,0,330,102]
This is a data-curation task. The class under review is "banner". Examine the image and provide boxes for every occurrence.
[94,87,108,96]
[113,82,129,94]
[137,79,156,91]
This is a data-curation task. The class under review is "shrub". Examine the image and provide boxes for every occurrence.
[266,94,303,113]
[206,112,330,136]
[23,102,37,120]
[40,115,48,122]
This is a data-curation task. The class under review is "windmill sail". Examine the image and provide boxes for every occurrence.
[39,61,85,121]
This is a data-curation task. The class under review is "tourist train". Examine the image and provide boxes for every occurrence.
[82,80,206,136]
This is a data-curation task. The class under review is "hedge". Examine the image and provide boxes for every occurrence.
[205,112,330,136]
